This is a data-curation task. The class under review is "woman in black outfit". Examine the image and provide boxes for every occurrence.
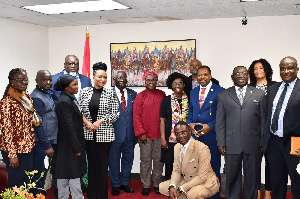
[249,58,276,199]
[160,72,188,180]
[52,74,86,199]
[78,62,120,199]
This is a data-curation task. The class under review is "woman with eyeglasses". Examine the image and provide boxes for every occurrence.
[160,72,188,180]
[0,68,41,188]
[248,58,277,199]
[133,71,166,196]
[78,62,120,199]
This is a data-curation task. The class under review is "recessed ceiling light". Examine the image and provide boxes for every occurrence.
[240,0,262,2]
[22,0,129,15]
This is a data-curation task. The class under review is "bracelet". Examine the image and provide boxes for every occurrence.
[168,185,175,191]
[177,186,183,194]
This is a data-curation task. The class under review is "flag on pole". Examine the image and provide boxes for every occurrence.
[82,26,90,77]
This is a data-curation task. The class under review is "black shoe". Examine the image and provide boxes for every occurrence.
[81,184,88,193]
[54,188,58,199]
[154,187,161,194]
[111,187,120,196]
[120,185,134,193]
[141,188,150,196]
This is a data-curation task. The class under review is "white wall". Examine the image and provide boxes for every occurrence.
[48,15,300,182]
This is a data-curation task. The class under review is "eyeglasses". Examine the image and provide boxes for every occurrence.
[145,79,156,83]
[172,82,184,86]
[233,72,248,77]
[66,62,79,66]
[13,78,29,83]
[174,131,188,137]
[116,77,127,80]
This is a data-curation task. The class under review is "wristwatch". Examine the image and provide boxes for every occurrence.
[177,186,183,194]
[168,185,176,191]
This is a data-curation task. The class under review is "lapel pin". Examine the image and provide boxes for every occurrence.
[211,89,213,91]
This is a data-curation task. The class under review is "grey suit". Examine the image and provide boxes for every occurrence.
[216,86,265,199]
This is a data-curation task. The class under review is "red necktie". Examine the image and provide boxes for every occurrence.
[199,87,206,109]
[121,90,126,113]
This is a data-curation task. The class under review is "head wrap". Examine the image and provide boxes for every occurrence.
[142,71,158,83]
[54,74,76,91]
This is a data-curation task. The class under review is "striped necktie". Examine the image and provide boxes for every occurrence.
[199,87,206,109]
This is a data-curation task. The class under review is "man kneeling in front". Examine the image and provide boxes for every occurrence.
[159,121,219,199]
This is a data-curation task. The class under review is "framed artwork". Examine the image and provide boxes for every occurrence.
[110,39,196,87]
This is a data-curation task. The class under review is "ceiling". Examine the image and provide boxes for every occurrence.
[0,0,299,27]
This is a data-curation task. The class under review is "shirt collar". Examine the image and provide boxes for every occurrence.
[115,86,127,93]
[235,85,247,92]
[200,81,212,91]
[281,78,297,89]
[182,138,192,151]
[63,69,79,79]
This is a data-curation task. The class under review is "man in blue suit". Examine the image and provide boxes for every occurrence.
[109,70,137,196]
[187,65,224,199]
[52,55,92,103]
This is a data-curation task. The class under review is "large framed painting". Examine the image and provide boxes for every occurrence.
[110,39,196,87]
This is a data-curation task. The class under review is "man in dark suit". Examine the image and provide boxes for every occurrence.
[262,56,300,199]
[52,55,92,103]
[159,121,220,199]
[184,59,219,99]
[216,66,265,199]
[109,70,137,196]
[187,65,224,199]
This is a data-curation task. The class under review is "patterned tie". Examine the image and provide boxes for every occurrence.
[199,88,206,109]
[181,146,186,164]
[238,87,244,104]
[271,84,288,133]
[120,90,126,113]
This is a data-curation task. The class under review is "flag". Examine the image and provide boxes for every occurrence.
[82,26,90,77]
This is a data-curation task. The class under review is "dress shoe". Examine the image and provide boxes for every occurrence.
[154,187,161,194]
[120,185,134,193]
[141,188,150,196]
[111,187,120,196]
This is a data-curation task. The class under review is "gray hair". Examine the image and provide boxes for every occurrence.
[113,70,127,79]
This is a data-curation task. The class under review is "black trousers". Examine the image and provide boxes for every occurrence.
[266,134,300,199]
[86,140,112,199]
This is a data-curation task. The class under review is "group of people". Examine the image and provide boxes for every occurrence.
[0,54,299,199]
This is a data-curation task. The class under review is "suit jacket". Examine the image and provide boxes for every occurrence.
[52,91,86,179]
[170,138,219,193]
[52,71,92,103]
[78,87,120,142]
[112,88,137,143]
[262,78,300,152]
[216,86,265,154]
[187,83,224,144]
[184,75,220,99]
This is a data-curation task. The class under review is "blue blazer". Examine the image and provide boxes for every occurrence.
[51,71,92,103]
[112,88,137,143]
[187,83,225,144]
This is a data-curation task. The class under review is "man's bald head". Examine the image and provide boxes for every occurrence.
[190,59,202,75]
[36,70,52,90]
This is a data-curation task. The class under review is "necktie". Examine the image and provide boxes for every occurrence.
[271,84,289,133]
[120,90,126,113]
[238,87,244,104]
[181,146,186,164]
[199,88,206,109]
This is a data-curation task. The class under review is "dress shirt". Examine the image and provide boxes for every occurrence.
[198,81,212,101]
[180,138,192,164]
[63,70,82,100]
[235,85,247,100]
[270,79,297,137]
[115,86,127,104]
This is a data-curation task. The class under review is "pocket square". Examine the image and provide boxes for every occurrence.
[253,100,258,103]
[189,159,195,162]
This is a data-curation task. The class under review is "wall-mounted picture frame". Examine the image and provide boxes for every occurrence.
[110,39,196,87]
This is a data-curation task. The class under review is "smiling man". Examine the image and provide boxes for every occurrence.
[159,121,220,199]
[187,65,224,199]
[262,56,300,199]
[216,66,265,199]
[52,55,92,103]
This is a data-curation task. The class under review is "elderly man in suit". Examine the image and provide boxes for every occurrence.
[216,66,265,199]
[52,55,92,103]
[262,56,300,199]
[159,121,220,199]
[109,70,137,196]
[187,65,224,199]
